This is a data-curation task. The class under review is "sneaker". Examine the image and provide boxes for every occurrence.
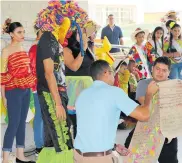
[35,148,43,157]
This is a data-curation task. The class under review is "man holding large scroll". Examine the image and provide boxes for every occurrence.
[125,56,178,163]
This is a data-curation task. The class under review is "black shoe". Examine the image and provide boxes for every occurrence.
[16,158,35,163]
[117,122,127,130]
[35,147,43,156]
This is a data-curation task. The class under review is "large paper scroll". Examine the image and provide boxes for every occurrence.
[123,94,165,163]
[123,79,182,163]
[158,79,182,141]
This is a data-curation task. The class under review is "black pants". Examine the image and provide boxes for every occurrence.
[38,91,73,152]
[128,92,140,104]
[125,129,178,163]
[69,114,77,139]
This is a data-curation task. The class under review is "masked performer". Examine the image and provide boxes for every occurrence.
[34,1,91,162]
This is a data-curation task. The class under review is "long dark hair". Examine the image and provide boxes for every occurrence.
[166,20,175,28]
[152,26,164,53]
[169,23,181,52]
[115,60,127,72]
[3,18,23,34]
[67,30,80,57]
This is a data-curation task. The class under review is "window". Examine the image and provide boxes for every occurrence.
[95,5,136,26]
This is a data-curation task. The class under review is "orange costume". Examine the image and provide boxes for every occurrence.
[1,51,36,90]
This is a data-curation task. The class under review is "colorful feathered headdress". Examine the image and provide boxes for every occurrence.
[34,0,90,56]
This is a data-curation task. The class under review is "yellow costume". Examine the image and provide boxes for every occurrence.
[118,70,130,94]
[95,36,115,65]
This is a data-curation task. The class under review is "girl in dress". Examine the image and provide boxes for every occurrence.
[145,27,164,66]
[163,22,182,79]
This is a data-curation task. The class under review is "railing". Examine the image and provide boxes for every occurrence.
[94,43,130,50]
[1,35,131,58]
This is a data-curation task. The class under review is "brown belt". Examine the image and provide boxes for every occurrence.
[75,149,112,157]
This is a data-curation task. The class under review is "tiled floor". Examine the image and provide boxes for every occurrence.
[1,124,182,162]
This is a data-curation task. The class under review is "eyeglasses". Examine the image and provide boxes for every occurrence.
[106,69,115,75]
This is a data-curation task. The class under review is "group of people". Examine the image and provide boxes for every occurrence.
[101,10,181,163]
[0,1,181,162]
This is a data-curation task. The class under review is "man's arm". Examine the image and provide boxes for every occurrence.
[64,47,83,71]
[40,32,66,120]
[43,58,61,105]
[101,28,105,39]
[64,33,87,71]
[138,96,145,105]
[119,27,124,45]
[43,58,66,120]
[129,81,158,121]
[120,38,124,45]
[116,81,158,122]
[129,92,152,121]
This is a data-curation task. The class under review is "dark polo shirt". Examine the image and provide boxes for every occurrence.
[101,25,123,53]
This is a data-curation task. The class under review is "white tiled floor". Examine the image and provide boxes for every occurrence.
[1,124,182,162]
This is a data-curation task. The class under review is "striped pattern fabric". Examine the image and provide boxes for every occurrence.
[0,51,36,90]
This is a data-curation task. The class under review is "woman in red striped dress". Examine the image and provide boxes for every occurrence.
[1,19,36,163]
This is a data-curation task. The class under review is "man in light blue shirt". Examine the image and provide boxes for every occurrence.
[74,60,158,163]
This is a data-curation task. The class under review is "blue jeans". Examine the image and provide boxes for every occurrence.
[3,88,30,152]
[169,62,182,79]
[33,92,44,148]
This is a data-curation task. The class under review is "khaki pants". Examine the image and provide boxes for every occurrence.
[74,150,119,163]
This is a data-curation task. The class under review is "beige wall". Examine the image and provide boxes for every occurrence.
[1,1,48,37]
[1,1,89,38]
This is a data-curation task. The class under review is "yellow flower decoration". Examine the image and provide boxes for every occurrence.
[169,21,176,29]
